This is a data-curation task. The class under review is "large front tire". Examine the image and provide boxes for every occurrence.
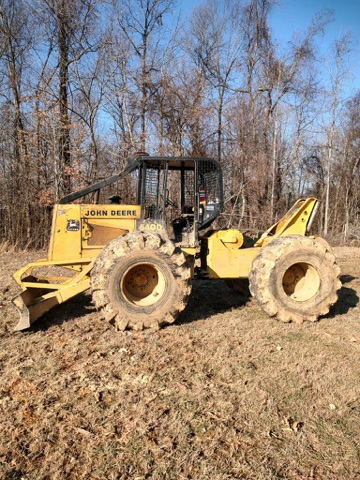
[91,232,192,331]
[249,235,341,323]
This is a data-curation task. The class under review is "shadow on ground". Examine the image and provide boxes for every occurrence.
[325,274,359,318]
[177,279,250,326]
[27,292,96,333]
[22,275,357,333]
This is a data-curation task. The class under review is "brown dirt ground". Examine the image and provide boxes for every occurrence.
[0,247,359,480]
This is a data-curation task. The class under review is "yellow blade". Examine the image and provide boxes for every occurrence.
[11,290,59,331]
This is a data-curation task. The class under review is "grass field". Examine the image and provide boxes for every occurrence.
[0,247,359,479]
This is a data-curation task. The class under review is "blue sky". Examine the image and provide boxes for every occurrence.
[271,0,359,40]
[179,0,360,97]
[270,0,360,94]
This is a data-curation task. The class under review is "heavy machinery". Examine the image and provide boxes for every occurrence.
[11,153,341,331]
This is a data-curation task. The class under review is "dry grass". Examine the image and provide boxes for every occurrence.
[0,248,359,479]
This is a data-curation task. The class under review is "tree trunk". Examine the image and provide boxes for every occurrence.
[57,0,71,195]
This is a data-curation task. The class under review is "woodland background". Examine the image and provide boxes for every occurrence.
[0,0,359,249]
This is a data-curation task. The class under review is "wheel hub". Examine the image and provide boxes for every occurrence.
[282,262,320,302]
[128,269,153,290]
[122,263,166,307]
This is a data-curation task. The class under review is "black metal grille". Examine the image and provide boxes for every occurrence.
[197,159,223,206]
[184,170,195,206]
[144,166,161,205]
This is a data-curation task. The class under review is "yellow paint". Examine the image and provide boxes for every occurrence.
[254,198,317,246]
[13,203,142,330]
[12,196,319,330]
[48,204,140,261]
[205,233,259,278]
[205,198,318,278]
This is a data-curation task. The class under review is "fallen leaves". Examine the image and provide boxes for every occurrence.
[283,416,304,433]
[349,337,360,344]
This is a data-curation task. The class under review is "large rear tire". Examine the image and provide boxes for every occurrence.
[91,232,192,331]
[249,235,341,323]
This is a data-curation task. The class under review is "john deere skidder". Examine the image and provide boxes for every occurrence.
[12,153,341,331]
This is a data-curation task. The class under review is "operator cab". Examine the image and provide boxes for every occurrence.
[59,153,224,248]
[129,155,224,247]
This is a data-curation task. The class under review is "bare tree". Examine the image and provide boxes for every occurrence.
[72,50,108,182]
[40,0,102,196]
[0,0,32,177]
[114,0,175,152]
[187,0,242,162]
[0,0,35,242]
[321,33,353,235]
[339,92,360,243]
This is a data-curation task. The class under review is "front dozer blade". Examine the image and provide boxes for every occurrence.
[11,289,60,331]
[11,259,93,331]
